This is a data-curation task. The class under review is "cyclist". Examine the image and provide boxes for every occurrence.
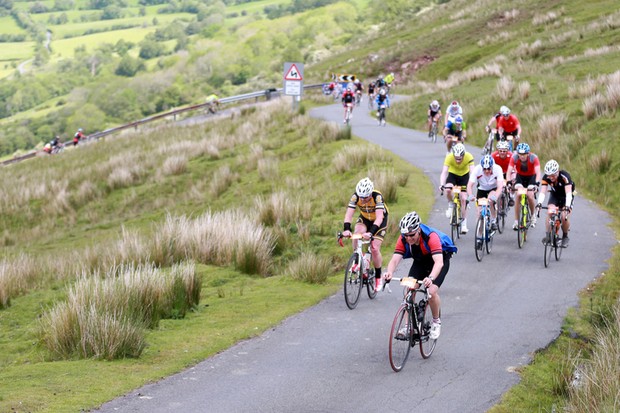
[492,140,515,206]
[341,87,356,123]
[439,143,475,234]
[383,211,454,340]
[342,177,389,292]
[384,72,395,94]
[442,114,467,153]
[444,100,463,127]
[206,94,220,114]
[537,160,574,247]
[354,79,364,105]
[376,76,387,91]
[506,143,541,230]
[367,81,376,104]
[427,100,442,138]
[466,155,505,239]
[374,89,390,125]
[73,128,85,146]
[494,105,521,145]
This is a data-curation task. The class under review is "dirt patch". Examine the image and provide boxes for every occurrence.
[387,55,435,81]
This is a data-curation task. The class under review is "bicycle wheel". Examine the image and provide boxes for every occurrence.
[389,304,412,372]
[517,205,527,248]
[475,216,484,262]
[368,96,374,110]
[455,205,461,240]
[450,207,458,243]
[485,216,494,254]
[554,230,563,261]
[417,296,437,359]
[497,193,506,234]
[544,231,553,268]
[344,254,363,309]
[366,267,377,299]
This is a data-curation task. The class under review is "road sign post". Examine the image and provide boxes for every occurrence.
[284,62,304,110]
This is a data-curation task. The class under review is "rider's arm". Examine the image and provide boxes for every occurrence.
[466,176,476,199]
[343,206,356,231]
[439,164,449,188]
[426,252,444,285]
[535,163,542,185]
[383,253,403,281]
[367,209,384,237]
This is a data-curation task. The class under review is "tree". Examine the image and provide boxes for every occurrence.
[115,55,144,77]
[139,39,165,59]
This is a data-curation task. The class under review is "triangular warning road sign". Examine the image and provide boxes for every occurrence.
[284,64,303,81]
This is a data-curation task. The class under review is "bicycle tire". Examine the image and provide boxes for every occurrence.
[450,207,457,243]
[497,193,506,234]
[456,205,461,240]
[475,216,484,261]
[517,204,527,248]
[366,267,377,299]
[554,229,563,261]
[368,96,374,110]
[544,231,553,268]
[389,304,412,372]
[485,215,493,254]
[343,254,363,309]
[418,296,437,359]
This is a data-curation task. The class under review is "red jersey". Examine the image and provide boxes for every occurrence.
[509,153,540,177]
[497,114,520,134]
[394,232,442,258]
[491,151,511,174]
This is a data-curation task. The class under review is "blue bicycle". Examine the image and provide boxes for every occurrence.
[474,198,495,261]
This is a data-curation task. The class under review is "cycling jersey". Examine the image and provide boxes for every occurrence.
[394,231,442,258]
[444,152,474,176]
[354,82,363,91]
[446,120,466,134]
[509,153,539,177]
[497,114,520,134]
[469,164,503,191]
[491,151,511,174]
[368,83,375,93]
[541,170,574,197]
[446,104,463,118]
[384,73,395,85]
[375,94,390,107]
[429,103,441,117]
[347,190,389,222]
[342,91,355,104]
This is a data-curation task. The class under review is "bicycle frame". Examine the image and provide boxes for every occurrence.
[344,103,353,124]
[388,277,436,372]
[338,232,377,309]
[443,184,465,242]
[430,120,438,143]
[540,205,565,267]
[516,186,537,248]
[474,198,494,261]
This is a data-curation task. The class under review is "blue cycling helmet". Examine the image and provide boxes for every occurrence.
[516,143,530,154]
[481,154,494,169]
[454,115,463,123]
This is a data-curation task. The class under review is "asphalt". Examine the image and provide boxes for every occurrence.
[94,97,617,413]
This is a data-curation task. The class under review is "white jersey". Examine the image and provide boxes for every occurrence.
[469,164,503,191]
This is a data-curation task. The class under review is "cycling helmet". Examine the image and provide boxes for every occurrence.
[454,115,463,124]
[544,159,560,175]
[496,141,510,151]
[399,211,421,234]
[355,177,374,198]
[431,100,439,110]
[481,154,494,169]
[346,87,351,92]
[451,100,458,106]
[452,143,466,157]
[78,128,83,132]
[380,89,386,96]
[500,106,510,116]
[516,143,530,154]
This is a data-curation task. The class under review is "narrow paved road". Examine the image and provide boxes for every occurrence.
[95,101,616,413]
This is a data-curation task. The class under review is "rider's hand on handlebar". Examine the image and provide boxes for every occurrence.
[342,230,352,238]
[362,232,372,240]
[467,194,476,202]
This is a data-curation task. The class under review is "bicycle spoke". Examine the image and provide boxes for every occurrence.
[418,295,437,359]
[389,304,412,372]
[343,254,363,309]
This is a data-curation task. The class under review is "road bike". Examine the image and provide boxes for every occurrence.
[377,103,387,126]
[338,232,377,309]
[344,103,353,125]
[442,184,466,242]
[538,205,566,267]
[355,91,362,107]
[516,185,537,248]
[429,119,438,143]
[367,92,375,110]
[482,128,497,155]
[496,180,511,234]
[388,277,436,372]
[474,198,495,261]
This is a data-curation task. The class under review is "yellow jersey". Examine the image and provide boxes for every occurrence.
[443,152,474,176]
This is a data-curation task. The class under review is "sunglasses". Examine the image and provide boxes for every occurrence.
[483,167,492,171]
[404,232,418,238]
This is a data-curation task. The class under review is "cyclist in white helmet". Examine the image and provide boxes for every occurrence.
[342,177,390,292]
[439,143,475,234]
[383,211,455,340]
[427,100,442,138]
[467,155,505,238]
[537,160,574,247]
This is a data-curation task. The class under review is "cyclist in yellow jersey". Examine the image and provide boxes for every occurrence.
[342,177,389,292]
[205,94,220,113]
[439,143,475,233]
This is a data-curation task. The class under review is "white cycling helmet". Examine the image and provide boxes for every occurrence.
[500,105,510,116]
[355,177,374,198]
[544,159,560,175]
[380,89,386,96]
[431,100,439,110]
[452,143,466,157]
[496,140,510,151]
[399,211,421,234]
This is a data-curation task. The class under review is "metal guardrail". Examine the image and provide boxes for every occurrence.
[1,83,324,166]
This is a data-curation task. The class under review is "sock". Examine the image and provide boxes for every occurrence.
[433,318,441,324]
[375,267,382,278]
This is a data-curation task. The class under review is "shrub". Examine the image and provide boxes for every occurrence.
[285,252,331,284]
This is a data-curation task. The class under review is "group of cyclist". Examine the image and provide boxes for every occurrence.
[43,128,86,154]
[336,73,395,125]
[339,99,575,342]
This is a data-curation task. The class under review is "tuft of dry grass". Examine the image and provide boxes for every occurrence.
[209,165,238,197]
[518,81,531,100]
[285,251,332,284]
[255,192,311,227]
[496,76,515,100]
[162,155,188,176]
[583,93,607,120]
[332,144,389,173]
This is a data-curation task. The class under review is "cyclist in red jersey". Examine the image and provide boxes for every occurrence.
[491,140,515,206]
[506,143,541,230]
[495,106,521,144]
[341,87,356,123]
